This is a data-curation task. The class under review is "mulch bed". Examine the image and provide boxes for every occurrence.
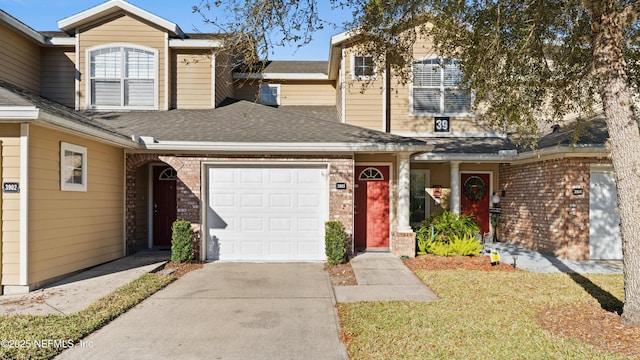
[162,261,204,277]
[325,263,358,286]
[402,253,519,272]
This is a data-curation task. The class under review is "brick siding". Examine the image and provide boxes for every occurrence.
[498,157,610,260]
[126,153,354,258]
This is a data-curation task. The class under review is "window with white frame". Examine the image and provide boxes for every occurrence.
[351,55,376,80]
[259,83,280,106]
[412,58,472,115]
[61,142,87,192]
[89,46,156,109]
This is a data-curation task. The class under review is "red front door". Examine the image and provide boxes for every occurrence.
[355,166,390,249]
[460,173,491,235]
[153,166,177,247]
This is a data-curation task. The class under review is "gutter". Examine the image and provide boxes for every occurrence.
[0,106,39,119]
[233,73,328,80]
[138,137,432,153]
[413,145,609,163]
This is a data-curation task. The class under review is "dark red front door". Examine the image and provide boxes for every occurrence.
[153,166,177,247]
[460,173,490,235]
[355,166,390,249]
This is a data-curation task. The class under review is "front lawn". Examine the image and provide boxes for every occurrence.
[338,268,632,359]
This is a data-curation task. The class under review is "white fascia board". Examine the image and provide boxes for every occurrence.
[139,139,431,153]
[392,131,507,138]
[0,11,44,44]
[58,0,185,38]
[233,73,329,80]
[45,37,77,46]
[0,106,39,119]
[169,38,223,48]
[413,145,608,162]
[330,29,357,46]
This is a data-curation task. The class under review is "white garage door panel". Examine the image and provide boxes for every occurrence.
[207,166,328,261]
[590,169,623,260]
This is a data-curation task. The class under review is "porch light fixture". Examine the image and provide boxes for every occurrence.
[491,193,501,205]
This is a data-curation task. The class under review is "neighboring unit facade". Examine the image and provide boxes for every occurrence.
[0,0,620,293]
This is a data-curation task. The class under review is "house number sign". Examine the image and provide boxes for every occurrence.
[434,117,450,132]
[2,182,19,193]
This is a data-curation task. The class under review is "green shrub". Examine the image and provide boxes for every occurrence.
[171,219,194,263]
[325,221,347,265]
[416,225,432,255]
[415,212,483,257]
[429,241,453,256]
[448,233,483,256]
[428,211,480,244]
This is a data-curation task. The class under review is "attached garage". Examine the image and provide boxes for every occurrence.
[205,164,329,261]
[589,167,623,260]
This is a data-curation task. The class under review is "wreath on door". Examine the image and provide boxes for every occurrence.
[463,176,486,201]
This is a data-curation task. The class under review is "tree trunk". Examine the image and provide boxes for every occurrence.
[589,0,640,326]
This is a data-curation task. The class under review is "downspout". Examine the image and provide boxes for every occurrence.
[385,55,391,133]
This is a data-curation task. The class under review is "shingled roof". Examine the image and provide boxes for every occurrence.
[235,61,328,75]
[535,117,610,149]
[91,99,427,147]
[0,80,132,143]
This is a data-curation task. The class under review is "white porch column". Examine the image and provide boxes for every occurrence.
[397,152,412,232]
[450,161,461,215]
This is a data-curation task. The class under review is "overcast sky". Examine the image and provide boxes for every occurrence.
[0,0,351,60]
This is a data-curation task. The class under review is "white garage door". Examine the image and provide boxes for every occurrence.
[206,165,328,261]
[589,169,622,260]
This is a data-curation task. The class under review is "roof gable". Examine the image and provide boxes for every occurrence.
[58,0,184,38]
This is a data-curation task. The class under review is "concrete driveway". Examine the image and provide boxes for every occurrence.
[56,262,348,360]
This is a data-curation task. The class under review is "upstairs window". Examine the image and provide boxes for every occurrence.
[259,83,280,106]
[351,55,376,80]
[89,46,157,109]
[411,58,472,116]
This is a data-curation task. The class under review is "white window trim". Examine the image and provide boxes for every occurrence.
[409,56,474,117]
[61,142,87,192]
[350,54,378,80]
[85,43,159,111]
[259,83,281,106]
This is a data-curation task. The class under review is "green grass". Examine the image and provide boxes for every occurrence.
[0,273,174,360]
[338,270,627,359]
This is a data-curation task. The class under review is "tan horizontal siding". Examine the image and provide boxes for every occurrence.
[40,48,76,108]
[78,13,166,110]
[172,49,212,109]
[0,23,40,92]
[343,46,384,131]
[344,91,383,130]
[27,126,124,285]
[280,81,335,106]
[0,124,22,287]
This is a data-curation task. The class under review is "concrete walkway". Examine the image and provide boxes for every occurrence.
[333,252,439,303]
[0,250,169,315]
[484,243,623,274]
